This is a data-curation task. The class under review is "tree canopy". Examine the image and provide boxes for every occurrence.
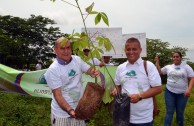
[0,15,64,69]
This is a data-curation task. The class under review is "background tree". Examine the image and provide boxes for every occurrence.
[146,38,188,67]
[0,15,64,69]
[187,61,194,70]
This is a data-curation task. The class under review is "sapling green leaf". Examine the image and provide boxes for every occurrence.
[95,13,101,25]
[100,12,109,26]
[85,2,94,13]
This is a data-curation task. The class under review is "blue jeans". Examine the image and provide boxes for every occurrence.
[164,88,188,126]
[129,121,153,126]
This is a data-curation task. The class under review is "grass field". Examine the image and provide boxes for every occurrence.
[0,85,194,126]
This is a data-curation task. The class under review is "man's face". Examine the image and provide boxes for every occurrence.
[103,56,111,64]
[125,42,142,64]
[83,49,90,57]
[54,40,72,62]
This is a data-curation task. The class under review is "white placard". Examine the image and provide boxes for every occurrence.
[82,28,146,58]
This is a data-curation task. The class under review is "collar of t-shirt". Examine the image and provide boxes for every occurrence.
[173,62,183,67]
[56,57,72,65]
[126,57,143,66]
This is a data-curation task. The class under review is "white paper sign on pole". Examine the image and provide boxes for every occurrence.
[82,28,146,58]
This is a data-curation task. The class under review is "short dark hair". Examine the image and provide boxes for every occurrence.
[125,37,141,48]
[173,51,182,58]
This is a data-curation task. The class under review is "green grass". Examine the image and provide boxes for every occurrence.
[0,85,194,126]
[0,93,51,126]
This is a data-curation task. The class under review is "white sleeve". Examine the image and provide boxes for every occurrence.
[75,56,90,72]
[185,64,194,77]
[94,58,101,65]
[147,61,162,87]
[161,65,168,75]
[114,66,122,86]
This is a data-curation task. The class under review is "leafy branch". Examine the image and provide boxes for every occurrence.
[50,0,115,64]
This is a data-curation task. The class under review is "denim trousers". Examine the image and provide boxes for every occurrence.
[164,88,188,126]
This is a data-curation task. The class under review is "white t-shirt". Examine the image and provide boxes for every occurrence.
[44,55,90,118]
[161,63,194,94]
[89,58,101,66]
[114,58,161,123]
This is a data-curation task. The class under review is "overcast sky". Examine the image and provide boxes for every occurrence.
[1,0,194,62]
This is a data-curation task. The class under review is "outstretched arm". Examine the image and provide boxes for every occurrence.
[154,56,163,75]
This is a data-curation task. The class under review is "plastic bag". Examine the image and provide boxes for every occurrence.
[113,93,130,126]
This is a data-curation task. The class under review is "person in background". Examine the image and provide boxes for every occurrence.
[102,56,114,66]
[83,48,104,67]
[44,37,100,126]
[35,61,42,70]
[22,64,28,71]
[112,37,162,126]
[155,52,194,126]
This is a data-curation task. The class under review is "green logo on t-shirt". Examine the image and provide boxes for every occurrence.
[126,70,137,76]
[68,69,76,77]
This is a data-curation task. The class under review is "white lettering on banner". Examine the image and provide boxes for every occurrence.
[34,89,52,95]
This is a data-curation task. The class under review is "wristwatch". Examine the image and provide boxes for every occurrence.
[138,94,142,101]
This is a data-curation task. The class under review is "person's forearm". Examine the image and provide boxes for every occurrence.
[155,62,163,75]
[188,77,194,90]
[53,88,72,112]
[140,86,162,99]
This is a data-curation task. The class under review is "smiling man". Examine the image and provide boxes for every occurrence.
[45,37,100,126]
[112,37,162,126]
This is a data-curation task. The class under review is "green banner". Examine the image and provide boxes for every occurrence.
[0,64,117,103]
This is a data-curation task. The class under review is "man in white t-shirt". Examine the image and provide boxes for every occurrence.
[44,37,100,126]
[102,56,114,66]
[112,37,162,126]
